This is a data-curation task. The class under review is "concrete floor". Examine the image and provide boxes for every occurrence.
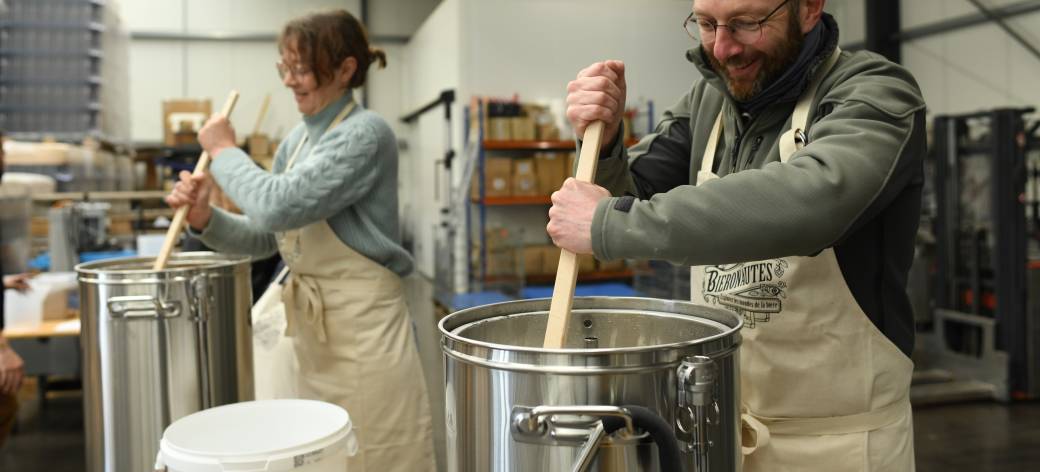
[914,401,1040,472]
[1,379,1038,471]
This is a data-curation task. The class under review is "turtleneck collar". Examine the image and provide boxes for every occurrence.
[687,13,840,118]
[302,91,357,141]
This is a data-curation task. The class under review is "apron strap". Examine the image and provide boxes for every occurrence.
[778,47,842,163]
[284,98,358,171]
[699,112,725,175]
[741,409,772,457]
[282,272,327,343]
[742,397,910,437]
[278,97,359,343]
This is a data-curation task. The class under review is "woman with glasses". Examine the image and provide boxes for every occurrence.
[553,0,924,470]
[165,10,435,472]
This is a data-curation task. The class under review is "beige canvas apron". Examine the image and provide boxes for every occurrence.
[691,48,916,472]
[276,100,436,472]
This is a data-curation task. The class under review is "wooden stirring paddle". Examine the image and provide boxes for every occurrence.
[543,120,605,348]
[153,90,241,270]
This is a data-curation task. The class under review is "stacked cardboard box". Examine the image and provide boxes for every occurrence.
[247,133,275,170]
[520,245,613,276]
[534,152,569,194]
[522,246,543,276]
[162,99,211,146]
[478,227,519,278]
[471,152,574,199]
[480,100,561,141]
[482,157,513,198]
[512,157,539,196]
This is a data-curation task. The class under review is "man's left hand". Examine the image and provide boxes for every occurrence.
[547,178,611,255]
[198,114,237,158]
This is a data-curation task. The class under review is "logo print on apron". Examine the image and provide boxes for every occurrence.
[701,259,789,328]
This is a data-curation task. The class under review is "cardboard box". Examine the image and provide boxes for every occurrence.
[510,116,536,141]
[256,156,275,171]
[512,157,539,196]
[485,157,513,197]
[487,117,512,140]
[248,133,271,156]
[577,254,597,274]
[535,153,568,195]
[542,245,561,274]
[522,246,544,275]
[597,259,627,272]
[485,248,516,277]
[162,98,212,146]
[537,123,561,141]
[527,104,560,141]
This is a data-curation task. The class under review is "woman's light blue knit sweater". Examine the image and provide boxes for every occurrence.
[195,93,414,276]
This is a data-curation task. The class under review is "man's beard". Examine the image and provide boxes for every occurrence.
[706,16,804,101]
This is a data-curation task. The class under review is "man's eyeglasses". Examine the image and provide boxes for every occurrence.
[684,0,791,45]
[275,61,312,81]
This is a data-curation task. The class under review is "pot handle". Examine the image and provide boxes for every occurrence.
[107,295,181,319]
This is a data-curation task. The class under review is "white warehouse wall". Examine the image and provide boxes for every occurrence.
[902,0,1040,116]
[118,0,363,143]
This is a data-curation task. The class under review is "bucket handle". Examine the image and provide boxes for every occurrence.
[107,295,181,319]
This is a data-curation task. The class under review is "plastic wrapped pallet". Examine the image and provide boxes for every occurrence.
[3,140,90,191]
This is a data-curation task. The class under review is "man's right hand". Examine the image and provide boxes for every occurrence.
[164,170,214,230]
[566,60,627,147]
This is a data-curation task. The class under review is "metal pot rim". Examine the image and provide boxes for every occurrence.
[76,251,251,282]
[440,296,743,355]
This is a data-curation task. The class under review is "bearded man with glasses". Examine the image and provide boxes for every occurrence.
[549,1,924,470]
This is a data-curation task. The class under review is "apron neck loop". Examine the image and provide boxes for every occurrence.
[285,99,358,171]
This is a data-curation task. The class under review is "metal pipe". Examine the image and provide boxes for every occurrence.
[965,0,1040,64]
[842,0,1040,50]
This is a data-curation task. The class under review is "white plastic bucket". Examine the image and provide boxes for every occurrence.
[155,399,358,472]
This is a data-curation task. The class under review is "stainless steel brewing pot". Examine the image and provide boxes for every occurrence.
[440,297,743,472]
[77,252,254,472]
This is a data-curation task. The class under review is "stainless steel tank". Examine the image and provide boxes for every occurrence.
[77,252,254,472]
[440,297,742,472]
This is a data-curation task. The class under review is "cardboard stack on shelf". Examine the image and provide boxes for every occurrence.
[162,99,211,147]
[534,153,569,194]
[247,93,278,170]
[470,98,574,200]
[247,133,276,171]
[480,227,518,278]
[482,100,560,141]
[2,139,110,192]
[469,96,632,284]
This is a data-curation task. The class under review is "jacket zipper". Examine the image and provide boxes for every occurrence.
[730,113,760,172]
[746,135,765,168]
[730,130,743,173]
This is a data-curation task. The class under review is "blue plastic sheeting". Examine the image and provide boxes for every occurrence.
[28,249,137,271]
[448,291,515,311]
[520,282,638,299]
